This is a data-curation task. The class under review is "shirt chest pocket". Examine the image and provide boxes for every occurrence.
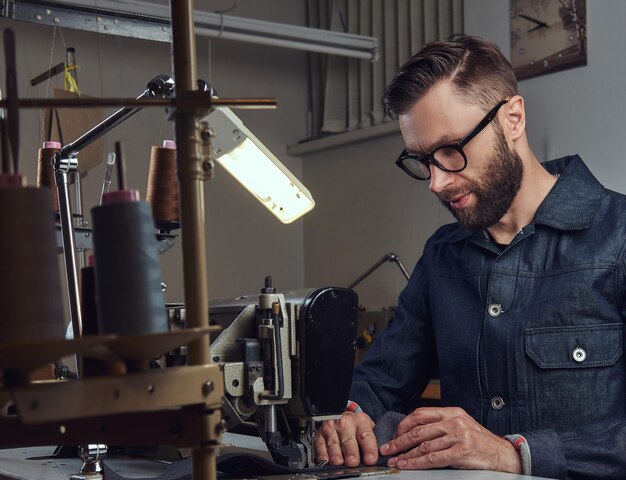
[523,323,625,430]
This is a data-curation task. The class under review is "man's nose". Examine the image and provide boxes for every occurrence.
[428,165,454,193]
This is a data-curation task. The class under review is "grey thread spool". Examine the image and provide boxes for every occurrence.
[92,190,168,336]
[0,179,65,342]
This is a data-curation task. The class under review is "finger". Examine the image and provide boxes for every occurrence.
[395,407,466,437]
[337,418,360,466]
[319,420,344,465]
[313,429,330,463]
[355,423,378,465]
[394,441,492,471]
[396,435,455,462]
[382,421,447,456]
[395,427,511,471]
[396,448,454,470]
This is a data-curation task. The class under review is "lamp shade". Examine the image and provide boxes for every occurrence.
[207,107,315,224]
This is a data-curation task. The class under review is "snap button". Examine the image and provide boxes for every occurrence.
[491,396,505,410]
[572,347,587,363]
[488,304,503,317]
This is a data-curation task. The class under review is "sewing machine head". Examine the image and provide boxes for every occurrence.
[167,278,359,468]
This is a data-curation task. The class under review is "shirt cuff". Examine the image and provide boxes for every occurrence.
[518,429,567,479]
[345,400,363,413]
[504,434,531,476]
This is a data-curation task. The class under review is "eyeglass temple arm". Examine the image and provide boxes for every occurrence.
[458,100,507,148]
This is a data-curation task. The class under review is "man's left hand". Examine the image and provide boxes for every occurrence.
[379,407,522,473]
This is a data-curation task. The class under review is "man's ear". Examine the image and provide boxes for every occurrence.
[504,95,525,141]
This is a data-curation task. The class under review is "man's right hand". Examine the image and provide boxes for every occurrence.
[313,411,378,467]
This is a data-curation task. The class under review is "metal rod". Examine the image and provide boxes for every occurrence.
[265,405,278,434]
[395,256,411,280]
[170,1,218,479]
[57,74,175,160]
[348,252,411,289]
[30,61,65,87]
[74,171,86,269]
[55,170,83,346]
[171,0,207,376]
[0,98,277,109]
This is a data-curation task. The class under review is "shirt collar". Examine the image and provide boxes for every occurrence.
[533,155,604,230]
[437,155,604,247]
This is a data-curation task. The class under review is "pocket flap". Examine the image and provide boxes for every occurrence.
[525,323,623,369]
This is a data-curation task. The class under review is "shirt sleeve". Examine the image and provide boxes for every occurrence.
[349,252,437,422]
[515,417,626,479]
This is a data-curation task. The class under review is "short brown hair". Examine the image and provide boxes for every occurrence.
[383,35,518,117]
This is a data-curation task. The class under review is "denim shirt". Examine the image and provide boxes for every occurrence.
[350,155,626,480]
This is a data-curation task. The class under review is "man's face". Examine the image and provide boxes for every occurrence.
[399,82,523,232]
[436,122,524,232]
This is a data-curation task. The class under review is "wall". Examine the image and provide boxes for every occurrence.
[303,133,448,310]
[303,0,626,310]
[0,0,310,306]
[465,0,626,193]
[4,0,625,313]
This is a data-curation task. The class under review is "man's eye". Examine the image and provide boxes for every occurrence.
[437,147,458,157]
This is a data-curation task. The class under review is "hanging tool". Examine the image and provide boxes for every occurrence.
[4,29,19,174]
[99,152,116,205]
[0,87,8,175]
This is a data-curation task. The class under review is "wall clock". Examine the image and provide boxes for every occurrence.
[510,0,587,80]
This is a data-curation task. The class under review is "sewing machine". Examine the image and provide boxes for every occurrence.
[167,278,359,468]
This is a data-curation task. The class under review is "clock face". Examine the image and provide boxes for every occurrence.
[510,0,587,80]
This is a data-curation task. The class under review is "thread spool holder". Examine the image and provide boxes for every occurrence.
[53,154,83,341]
[46,77,179,479]
[52,227,177,255]
[51,74,176,352]
[0,7,277,478]
[73,170,87,270]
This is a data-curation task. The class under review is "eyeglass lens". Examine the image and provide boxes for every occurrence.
[404,146,466,179]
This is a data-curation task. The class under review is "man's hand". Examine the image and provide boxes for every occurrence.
[313,411,378,467]
[380,407,522,473]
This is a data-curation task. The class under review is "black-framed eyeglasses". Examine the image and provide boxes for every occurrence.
[395,100,508,181]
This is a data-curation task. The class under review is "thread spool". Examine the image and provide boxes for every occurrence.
[0,179,65,343]
[146,140,179,231]
[80,256,126,376]
[37,141,61,212]
[92,190,168,336]
[0,173,24,187]
[80,255,98,337]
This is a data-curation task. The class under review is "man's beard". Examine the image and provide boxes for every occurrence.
[438,124,524,232]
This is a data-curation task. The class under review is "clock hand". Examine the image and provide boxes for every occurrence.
[518,14,549,28]
[528,23,549,33]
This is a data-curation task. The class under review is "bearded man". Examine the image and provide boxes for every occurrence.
[314,35,626,480]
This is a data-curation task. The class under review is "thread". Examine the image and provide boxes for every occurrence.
[37,141,61,212]
[146,141,179,231]
[0,182,65,343]
[92,190,168,336]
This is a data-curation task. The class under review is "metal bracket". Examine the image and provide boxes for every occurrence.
[11,364,223,424]
[52,227,178,254]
